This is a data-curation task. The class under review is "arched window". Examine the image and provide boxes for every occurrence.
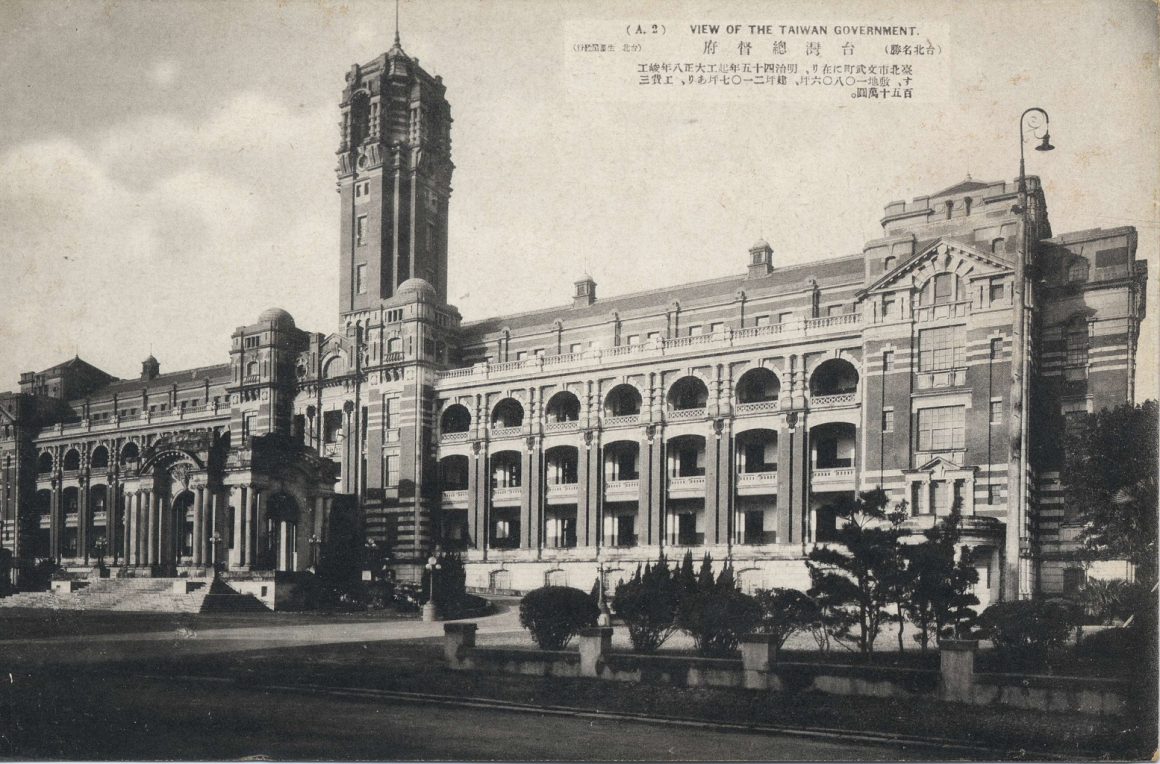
[883,256,896,272]
[120,442,140,463]
[37,452,53,474]
[387,337,403,354]
[440,404,471,434]
[322,357,343,379]
[63,449,81,472]
[809,359,859,397]
[246,361,259,378]
[90,446,109,470]
[604,385,641,417]
[545,391,581,422]
[735,368,780,404]
[667,376,709,411]
[919,272,960,306]
[491,398,524,428]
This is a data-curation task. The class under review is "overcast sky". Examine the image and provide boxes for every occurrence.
[0,0,1156,395]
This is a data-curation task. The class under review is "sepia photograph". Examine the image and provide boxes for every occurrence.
[0,0,1157,760]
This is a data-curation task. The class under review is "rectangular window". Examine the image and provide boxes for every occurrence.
[882,297,896,318]
[918,326,966,372]
[384,454,400,487]
[1066,323,1089,367]
[933,272,953,304]
[647,332,661,342]
[990,337,1003,360]
[753,315,770,327]
[323,410,343,444]
[917,406,966,451]
[778,311,794,325]
[1068,262,1089,283]
[882,408,894,432]
[355,263,368,295]
[988,484,1002,505]
[709,322,724,334]
[569,343,583,354]
[882,350,895,371]
[356,215,367,246]
[687,324,703,336]
[989,281,1004,302]
[826,304,844,317]
[384,396,399,429]
[242,413,254,439]
[515,351,527,361]
[626,334,640,346]
[990,399,1003,424]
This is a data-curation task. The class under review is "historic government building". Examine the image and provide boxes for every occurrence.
[0,38,1148,607]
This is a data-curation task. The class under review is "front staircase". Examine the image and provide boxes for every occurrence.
[0,577,268,613]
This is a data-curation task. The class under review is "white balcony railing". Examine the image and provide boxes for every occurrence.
[546,483,579,501]
[544,420,579,434]
[441,489,469,506]
[811,467,856,485]
[667,407,706,422]
[490,425,523,439]
[440,431,470,443]
[604,478,640,497]
[434,313,864,388]
[602,414,640,427]
[668,475,706,493]
[736,471,778,485]
[491,486,522,504]
[734,400,779,415]
[810,392,857,408]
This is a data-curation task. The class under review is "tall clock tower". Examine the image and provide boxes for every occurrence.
[336,36,453,316]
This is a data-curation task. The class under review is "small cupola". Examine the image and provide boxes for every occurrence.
[141,354,160,381]
[573,274,597,308]
[747,239,774,278]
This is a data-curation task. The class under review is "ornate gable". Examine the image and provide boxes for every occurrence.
[866,239,1013,295]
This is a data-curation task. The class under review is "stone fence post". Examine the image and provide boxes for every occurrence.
[939,638,978,703]
[739,634,778,690]
[578,627,612,678]
[444,622,477,668]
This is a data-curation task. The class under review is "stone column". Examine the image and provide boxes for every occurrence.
[740,634,778,690]
[279,520,290,571]
[467,442,483,552]
[577,431,598,549]
[123,490,135,565]
[939,639,978,704]
[521,437,542,552]
[578,627,612,678]
[108,481,119,565]
[49,481,61,560]
[234,486,248,568]
[144,489,156,568]
[253,488,266,569]
[192,487,204,566]
[78,478,88,565]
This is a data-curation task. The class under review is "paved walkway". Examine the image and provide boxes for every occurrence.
[0,605,525,668]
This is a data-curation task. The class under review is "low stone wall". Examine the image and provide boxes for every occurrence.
[444,626,1129,717]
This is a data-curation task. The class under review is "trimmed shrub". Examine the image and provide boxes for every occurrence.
[614,555,681,653]
[978,599,1078,670]
[519,586,599,650]
[676,554,761,657]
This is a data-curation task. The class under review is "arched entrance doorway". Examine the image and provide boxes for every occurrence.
[163,491,195,571]
[266,493,299,572]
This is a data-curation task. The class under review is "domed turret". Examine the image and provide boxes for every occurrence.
[396,278,437,301]
[258,307,295,329]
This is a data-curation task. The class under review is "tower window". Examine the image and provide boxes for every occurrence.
[882,408,894,432]
[918,326,966,372]
[356,263,368,295]
[917,406,966,451]
[1066,319,1089,367]
[989,280,1005,302]
[356,215,368,246]
[882,350,895,371]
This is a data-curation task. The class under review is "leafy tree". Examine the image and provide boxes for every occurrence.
[978,599,1078,670]
[806,488,907,656]
[613,554,681,653]
[676,554,761,657]
[901,502,980,652]
[1063,400,1158,585]
[752,588,821,653]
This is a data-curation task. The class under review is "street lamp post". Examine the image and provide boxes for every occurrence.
[307,533,321,571]
[1006,107,1054,601]
[596,561,611,627]
[423,553,442,622]
[210,532,223,575]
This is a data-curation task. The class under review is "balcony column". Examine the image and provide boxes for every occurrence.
[577,430,598,548]
[468,441,486,554]
[711,419,732,546]
[131,490,143,566]
[777,415,808,544]
[521,436,543,552]
[250,487,263,569]
[254,488,268,569]
[641,425,664,547]
[963,477,975,515]
[146,489,158,567]
[234,486,248,568]
[49,479,61,560]
[192,487,204,566]
[77,477,89,564]
[108,480,119,565]
[122,489,134,565]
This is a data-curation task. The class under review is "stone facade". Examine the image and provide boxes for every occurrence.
[0,41,1148,599]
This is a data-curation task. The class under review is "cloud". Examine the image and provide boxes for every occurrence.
[0,92,338,386]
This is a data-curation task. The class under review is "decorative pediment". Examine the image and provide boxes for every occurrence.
[866,239,1014,295]
[905,455,977,479]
